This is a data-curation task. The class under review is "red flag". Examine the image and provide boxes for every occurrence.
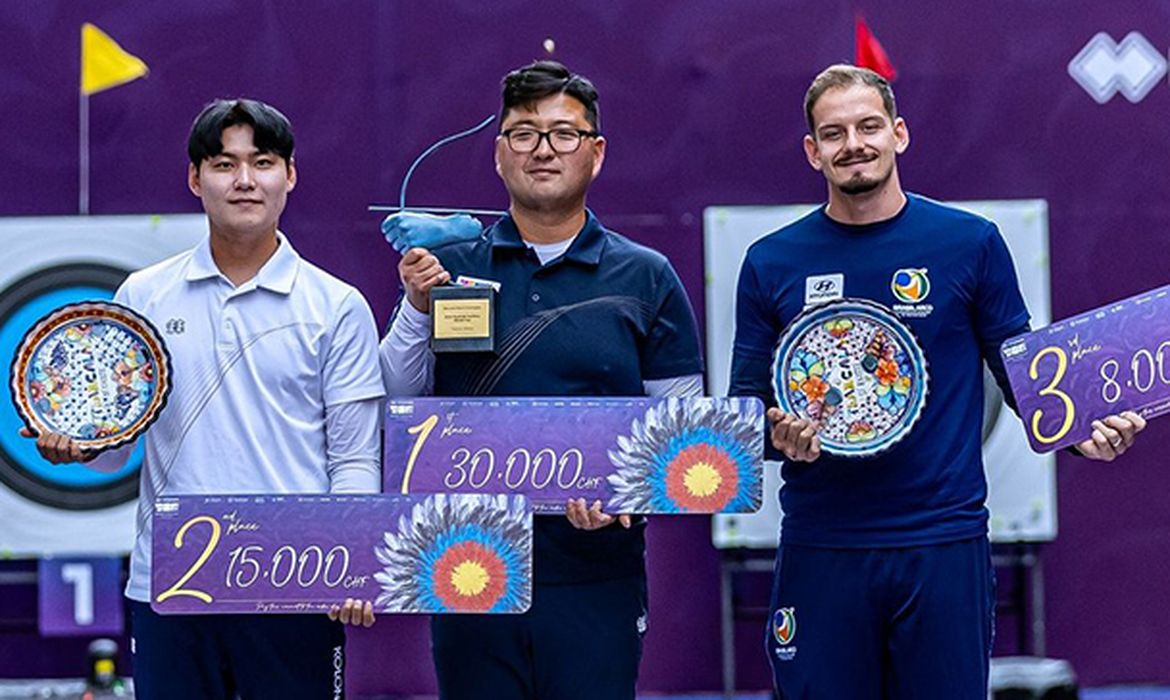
[855,15,897,81]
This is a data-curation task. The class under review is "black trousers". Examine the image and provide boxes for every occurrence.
[432,575,649,700]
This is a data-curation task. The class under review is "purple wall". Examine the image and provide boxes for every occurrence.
[2,0,1169,690]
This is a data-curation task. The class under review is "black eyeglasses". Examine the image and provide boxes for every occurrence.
[499,128,600,154]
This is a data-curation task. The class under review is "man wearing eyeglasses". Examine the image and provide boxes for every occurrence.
[379,61,703,700]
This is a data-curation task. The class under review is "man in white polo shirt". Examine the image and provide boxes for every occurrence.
[25,98,384,699]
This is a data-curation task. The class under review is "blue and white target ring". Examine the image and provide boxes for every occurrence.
[0,265,146,510]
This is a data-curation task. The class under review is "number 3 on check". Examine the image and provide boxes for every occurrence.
[1028,346,1075,445]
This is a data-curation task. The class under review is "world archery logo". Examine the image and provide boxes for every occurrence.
[772,607,796,646]
[891,268,930,304]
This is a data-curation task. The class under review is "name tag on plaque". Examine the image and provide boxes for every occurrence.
[430,285,496,353]
[151,493,532,615]
[384,397,765,514]
[1001,283,1170,453]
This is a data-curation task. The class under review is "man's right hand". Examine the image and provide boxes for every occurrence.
[766,408,821,462]
[19,428,91,464]
[399,247,451,313]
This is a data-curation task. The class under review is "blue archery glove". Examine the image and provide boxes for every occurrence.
[381,211,484,254]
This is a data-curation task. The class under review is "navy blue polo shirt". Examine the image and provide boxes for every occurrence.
[730,194,1030,548]
[429,211,703,583]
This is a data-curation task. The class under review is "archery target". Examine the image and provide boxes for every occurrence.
[0,215,206,556]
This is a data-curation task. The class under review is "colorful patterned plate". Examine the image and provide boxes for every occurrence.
[10,301,171,452]
[773,298,928,457]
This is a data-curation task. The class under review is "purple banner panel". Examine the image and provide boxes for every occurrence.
[38,556,124,637]
[151,493,531,615]
[1001,284,1170,453]
[384,397,764,514]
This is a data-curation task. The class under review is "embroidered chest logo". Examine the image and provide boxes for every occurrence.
[891,268,930,303]
[890,268,934,319]
[805,273,844,306]
[164,318,186,335]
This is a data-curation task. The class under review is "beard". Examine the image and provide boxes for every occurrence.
[835,161,891,196]
[838,175,882,195]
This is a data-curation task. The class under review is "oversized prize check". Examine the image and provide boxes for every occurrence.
[151,493,533,615]
[383,397,765,514]
[1001,283,1170,453]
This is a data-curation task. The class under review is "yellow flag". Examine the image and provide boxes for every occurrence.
[81,23,148,95]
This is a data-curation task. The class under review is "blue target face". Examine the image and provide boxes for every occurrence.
[0,265,142,510]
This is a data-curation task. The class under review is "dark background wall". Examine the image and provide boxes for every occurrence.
[2,0,1169,692]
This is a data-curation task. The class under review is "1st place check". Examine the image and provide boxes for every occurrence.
[383,397,764,514]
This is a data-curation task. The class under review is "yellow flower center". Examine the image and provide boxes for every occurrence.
[683,462,722,498]
[450,561,489,597]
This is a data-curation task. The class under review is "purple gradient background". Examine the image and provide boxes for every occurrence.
[2,0,1170,691]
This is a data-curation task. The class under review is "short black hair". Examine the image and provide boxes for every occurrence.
[187,98,295,167]
[500,60,600,131]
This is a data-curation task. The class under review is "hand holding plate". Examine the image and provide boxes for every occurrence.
[767,408,821,462]
[19,427,94,464]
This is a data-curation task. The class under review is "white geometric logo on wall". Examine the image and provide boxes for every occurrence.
[1068,32,1166,104]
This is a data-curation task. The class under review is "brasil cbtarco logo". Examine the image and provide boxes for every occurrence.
[772,607,796,645]
[891,268,930,304]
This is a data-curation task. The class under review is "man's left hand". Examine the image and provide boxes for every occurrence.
[328,598,375,627]
[566,498,631,530]
[1075,411,1147,461]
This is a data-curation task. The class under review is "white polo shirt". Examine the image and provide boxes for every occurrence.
[104,233,385,601]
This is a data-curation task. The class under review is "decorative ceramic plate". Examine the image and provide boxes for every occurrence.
[773,299,928,457]
[11,301,171,452]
